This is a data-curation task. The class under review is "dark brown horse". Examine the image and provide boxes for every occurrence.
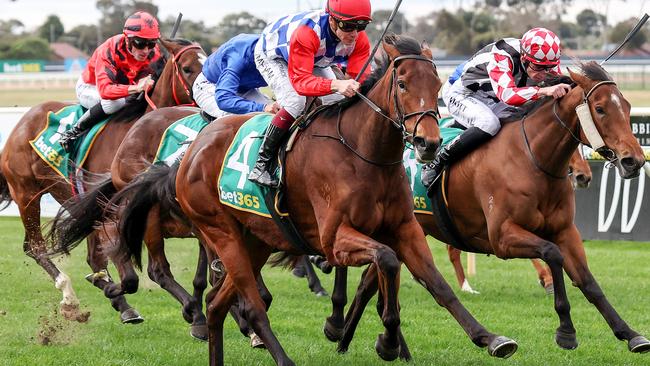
[115,35,519,366]
[0,38,205,323]
[333,62,650,354]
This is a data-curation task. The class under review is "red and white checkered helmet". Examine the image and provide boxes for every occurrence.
[520,27,561,66]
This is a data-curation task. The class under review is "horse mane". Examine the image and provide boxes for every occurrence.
[110,38,197,123]
[321,34,424,119]
[579,61,613,82]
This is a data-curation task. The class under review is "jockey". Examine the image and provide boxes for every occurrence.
[59,11,162,152]
[248,0,373,188]
[192,34,280,120]
[421,27,572,187]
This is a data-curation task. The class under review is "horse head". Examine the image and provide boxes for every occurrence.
[568,63,645,178]
[569,147,592,189]
[380,35,442,162]
[150,38,206,108]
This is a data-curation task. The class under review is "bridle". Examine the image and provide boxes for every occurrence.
[316,54,441,166]
[521,80,618,179]
[145,44,204,110]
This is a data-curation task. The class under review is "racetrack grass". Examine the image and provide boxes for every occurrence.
[0,215,648,366]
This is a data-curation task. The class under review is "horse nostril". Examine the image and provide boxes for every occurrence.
[413,136,425,148]
[620,157,640,170]
[576,174,591,185]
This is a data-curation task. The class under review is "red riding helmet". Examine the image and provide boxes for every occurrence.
[326,0,372,21]
[520,27,561,66]
[123,11,160,39]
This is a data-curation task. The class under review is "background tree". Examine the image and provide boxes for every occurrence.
[60,24,99,55]
[365,10,410,43]
[214,12,267,46]
[160,16,217,52]
[576,9,606,37]
[2,37,51,59]
[38,15,64,43]
[609,18,648,50]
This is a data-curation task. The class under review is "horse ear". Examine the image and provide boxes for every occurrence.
[159,38,176,54]
[382,34,401,60]
[568,68,587,87]
[421,41,433,60]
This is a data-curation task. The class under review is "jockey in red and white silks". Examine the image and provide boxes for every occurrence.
[248,0,373,188]
[422,27,572,187]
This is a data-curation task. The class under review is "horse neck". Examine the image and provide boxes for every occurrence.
[148,59,184,109]
[340,75,405,164]
[524,94,582,176]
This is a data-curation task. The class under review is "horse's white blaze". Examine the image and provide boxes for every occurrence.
[420,98,425,107]
[55,272,79,306]
[198,53,207,65]
[611,93,624,115]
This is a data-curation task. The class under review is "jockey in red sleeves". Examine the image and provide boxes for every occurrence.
[59,11,162,152]
[248,0,372,188]
[421,27,572,187]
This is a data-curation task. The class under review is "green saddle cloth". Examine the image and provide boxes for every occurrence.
[153,113,210,166]
[218,113,276,217]
[403,117,463,215]
[29,105,109,180]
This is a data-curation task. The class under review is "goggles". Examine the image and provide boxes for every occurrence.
[335,18,369,32]
[130,37,157,50]
[528,62,556,72]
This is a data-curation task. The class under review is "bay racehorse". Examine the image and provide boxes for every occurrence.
[0,38,205,322]
[114,35,519,365]
[332,62,650,354]
[449,146,593,294]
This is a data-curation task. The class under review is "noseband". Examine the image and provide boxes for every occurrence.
[145,44,204,110]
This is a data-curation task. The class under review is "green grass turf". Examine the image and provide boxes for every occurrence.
[0,216,648,365]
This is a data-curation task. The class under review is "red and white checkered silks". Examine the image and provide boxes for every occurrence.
[520,27,561,66]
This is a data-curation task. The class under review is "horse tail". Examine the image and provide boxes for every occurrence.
[0,151,13,210]
[113,163,179,270]
[46,177,117,256]
[268,253,302,269]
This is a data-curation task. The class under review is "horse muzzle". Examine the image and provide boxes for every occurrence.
[413,136,440,163]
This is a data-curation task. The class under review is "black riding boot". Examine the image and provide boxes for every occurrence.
[248,124,288,188]
[59,103,108,152]
[421,127,492,189]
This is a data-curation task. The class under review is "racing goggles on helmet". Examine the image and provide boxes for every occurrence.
[130,37,157,50]
[528,62,556,72]
[335,18,370,32]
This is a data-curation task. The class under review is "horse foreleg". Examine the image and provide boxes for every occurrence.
[143,211,207,340]
[207,274,238,366]
[331,226,401,361]
[496,221,576,350]
[193,240,209,311]
[337,265,378,353]
[301,256,328,297]
[396,220,517,358]
[448,246,479,294]
[558,226,650,353]
[324,266,347,342]
[530,259,553,294]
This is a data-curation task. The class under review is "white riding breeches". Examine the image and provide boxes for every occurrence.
[75,77,127,114]
[254,40,343,118]
[442,79,516,136]
[192,72,271,119]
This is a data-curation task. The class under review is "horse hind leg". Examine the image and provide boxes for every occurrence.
[530,259,553,294]
[17,192,89,322]
[85,232,142,324]
[324,266,347,343]
[300,256,328,297]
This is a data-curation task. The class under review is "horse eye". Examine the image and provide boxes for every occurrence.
[183,66,192,74]
[397,80,406,89]
[595,106,605,115]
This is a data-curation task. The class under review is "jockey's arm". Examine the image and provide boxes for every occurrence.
[287,26,335,97]
[215,56,265,114]
[487,54,540,106]
[342,31,371,83]
[94,49,131,100]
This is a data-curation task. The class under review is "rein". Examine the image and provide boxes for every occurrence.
[145,44,203,110]
[521,80,618,179]
[314,54,440,166]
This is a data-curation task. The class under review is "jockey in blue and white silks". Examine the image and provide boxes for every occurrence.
[248,0,373,188]
[192,34,279,119]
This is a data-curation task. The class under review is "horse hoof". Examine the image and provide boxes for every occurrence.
[336,343,349,354]
[190,324,208,341]
[629,335,650,353]
[555,329,578,350]
[488,336,518,358]
[315,289,329,297]
[323,319,343,342]
[250,332,266,349]
[120,308,144,324]
[375,334,399,361]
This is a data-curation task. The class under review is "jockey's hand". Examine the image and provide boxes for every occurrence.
[331,79,360,98]
[130,75,154,94]
[538,83,571,99]
[263,102,281,114]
